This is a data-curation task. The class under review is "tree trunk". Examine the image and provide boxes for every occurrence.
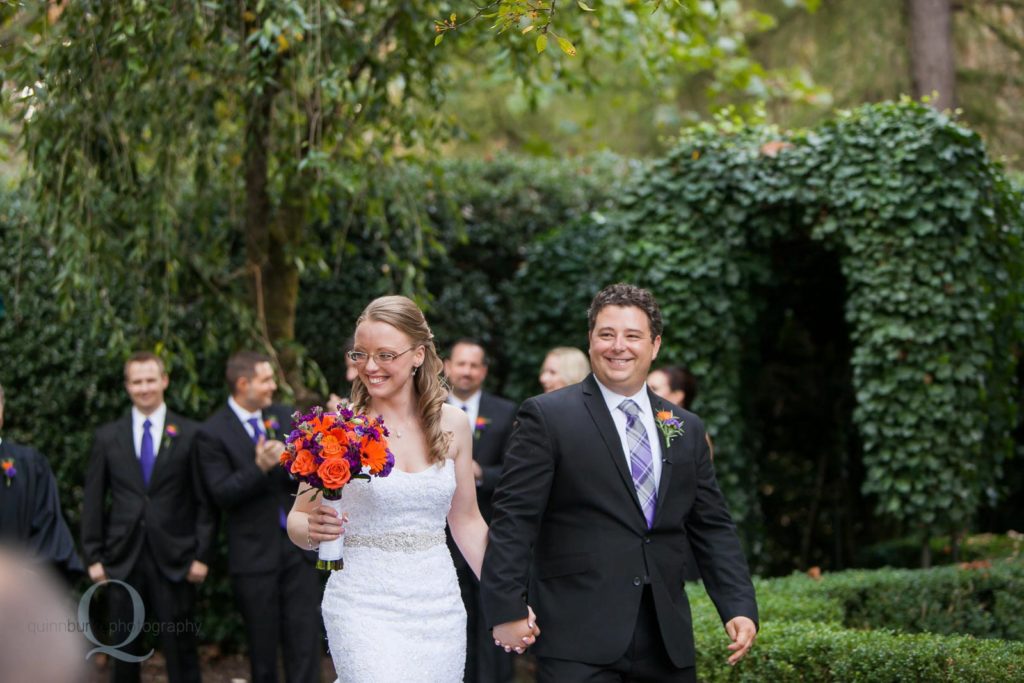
[906,0,956,110]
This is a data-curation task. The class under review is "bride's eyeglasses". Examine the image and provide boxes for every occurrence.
[347,347,416,365]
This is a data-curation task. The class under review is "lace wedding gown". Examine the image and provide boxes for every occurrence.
[322,458,466,682]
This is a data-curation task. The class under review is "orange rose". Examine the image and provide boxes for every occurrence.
[291,449,317,476]
[361,438,388,474]
[318,458,352,490]
[279,449,293,467]
[321,434,344,458]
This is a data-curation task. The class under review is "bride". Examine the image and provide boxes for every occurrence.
[286,295,531,681]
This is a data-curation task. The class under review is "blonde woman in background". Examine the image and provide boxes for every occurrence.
[538,346,591,393]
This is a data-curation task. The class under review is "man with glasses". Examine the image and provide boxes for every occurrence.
[444,338,518,683]
[195,352,320,683]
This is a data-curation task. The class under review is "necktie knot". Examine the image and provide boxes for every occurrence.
[618,399,641,421]
[143,418,152,431]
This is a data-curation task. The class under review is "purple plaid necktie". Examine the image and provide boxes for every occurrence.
[140,418,155,486]
[250,416,288,529]
[618,399,656,528]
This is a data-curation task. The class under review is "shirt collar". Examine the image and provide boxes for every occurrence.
[447,389,482,413]
[227,396,262,424]
[131,403,167,429]
[593,377,653,419]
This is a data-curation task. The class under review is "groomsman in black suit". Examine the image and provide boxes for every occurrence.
[483,284,758,682]
[81,352,215,683]
[195,351,319,683]
[444,338,518,683]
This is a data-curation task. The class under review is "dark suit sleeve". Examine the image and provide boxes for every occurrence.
[25,448,83,575]
[195,427,268,510]
[480,398,556,628]
[187,428,217,564]
[685,420,759,629]
[80,430,109,566]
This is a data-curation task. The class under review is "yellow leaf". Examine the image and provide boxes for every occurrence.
[450,12,457,23]
[276,33,289,53]
[434,33,444,46]
[692,150,701,161]
[557,36,577,56]
[522,24,536,34]
[536,33,548,53]
[242,10,256,23]
[577,1,596,10]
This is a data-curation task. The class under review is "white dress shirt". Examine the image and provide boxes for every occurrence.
[228,396,265,441]
[132,403,167,459]
[446,389,481,432]
[594,378,664,490]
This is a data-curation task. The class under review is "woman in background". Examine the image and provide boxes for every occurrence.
[538,347,590,393]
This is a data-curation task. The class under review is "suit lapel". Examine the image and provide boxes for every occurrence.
[148,411,179,489]
[223,406,258,461]
[116,415,147,492]
[581,376,645,522]
[648,392,681,525]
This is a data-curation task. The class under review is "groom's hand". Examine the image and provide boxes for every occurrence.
[725,616,757,665]
[492,605,541,654]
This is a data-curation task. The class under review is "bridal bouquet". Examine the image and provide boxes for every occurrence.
[280,405,395,570]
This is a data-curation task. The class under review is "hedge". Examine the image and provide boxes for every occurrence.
[779,560,1024,641]
[693,617,1024,682]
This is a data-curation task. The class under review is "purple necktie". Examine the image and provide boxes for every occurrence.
[246,417,263,444]
[140,418,155,486]
[250,416,287,529]
[619,399,657,528]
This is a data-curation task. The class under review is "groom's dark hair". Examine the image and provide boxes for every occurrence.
[588,283,663,340]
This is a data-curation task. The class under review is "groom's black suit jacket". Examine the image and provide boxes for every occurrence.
[81,411,216,582]
[195,403,312,574]
[481,374,758,668]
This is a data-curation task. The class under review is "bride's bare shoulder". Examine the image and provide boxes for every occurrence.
[440,403,470,433]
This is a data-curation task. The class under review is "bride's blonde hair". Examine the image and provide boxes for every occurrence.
[349,296,452,464]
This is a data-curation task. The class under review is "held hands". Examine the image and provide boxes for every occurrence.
[255,435,285,472]
[307,504,348,548]
[186,560,209,584]
[87,562,107,584]
[493,605,540,654]
[725,616,757,665]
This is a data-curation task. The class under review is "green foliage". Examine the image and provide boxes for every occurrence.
[772,561,1024,641]
[691,561,1024,681]
[510,100,1024,552]
[857,530,1024,568]
[296,153,630,391]
[692,616,1024,682]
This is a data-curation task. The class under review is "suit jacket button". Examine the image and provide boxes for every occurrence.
[633,577,641,587]
[644,537,651,544]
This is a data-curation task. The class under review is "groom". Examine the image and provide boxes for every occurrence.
[481,283,758,682]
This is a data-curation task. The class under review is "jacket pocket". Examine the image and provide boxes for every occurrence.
[537,552,591,579]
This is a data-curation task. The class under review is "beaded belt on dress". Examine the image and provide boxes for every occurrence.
[345,530,445,552]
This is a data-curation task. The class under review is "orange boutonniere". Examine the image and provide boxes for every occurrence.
[655,410,685,449]
[1,458,15,487]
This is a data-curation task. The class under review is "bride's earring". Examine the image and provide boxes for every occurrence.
[412,366,419,376]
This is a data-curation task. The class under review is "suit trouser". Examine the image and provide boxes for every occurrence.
[537,587,696,683]
[232,537,321,683]
[457,565,515,683]
[108,546,201,683]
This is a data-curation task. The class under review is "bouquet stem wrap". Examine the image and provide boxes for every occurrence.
[317,496,345,571]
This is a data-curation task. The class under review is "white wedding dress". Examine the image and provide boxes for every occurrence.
[321,458,466,682]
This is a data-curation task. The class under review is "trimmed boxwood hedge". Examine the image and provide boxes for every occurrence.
[767,560,1024,641]
[692,617,1024,682]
